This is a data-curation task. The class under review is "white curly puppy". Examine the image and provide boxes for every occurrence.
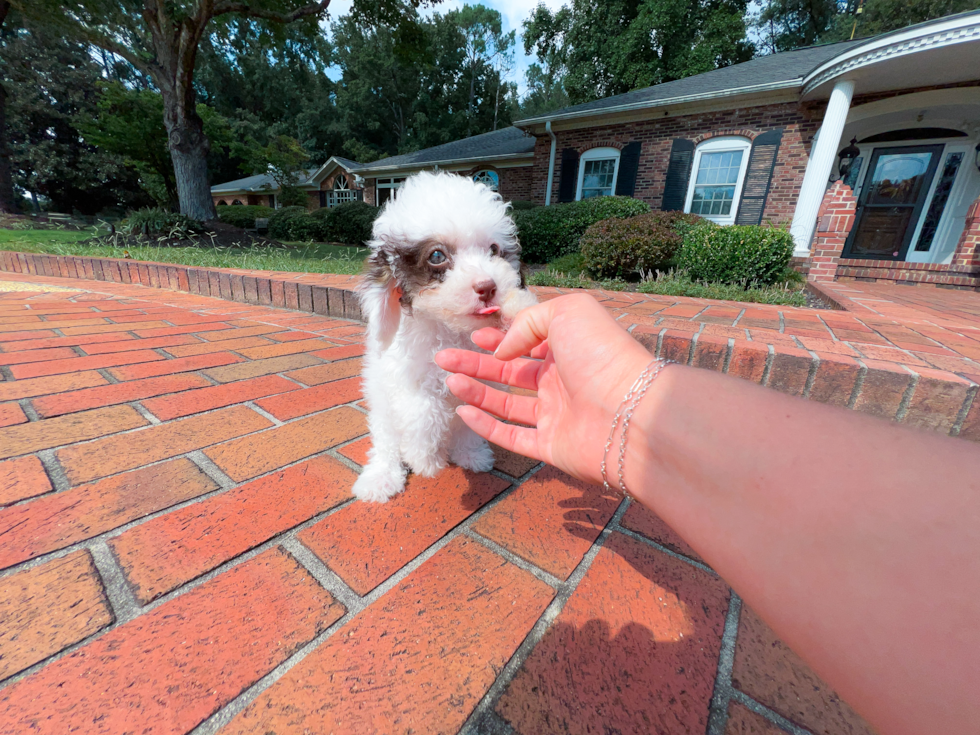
[353,171,537,502]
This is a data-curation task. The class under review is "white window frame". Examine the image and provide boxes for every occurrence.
[576,147,621,201]
[376,177,405,202]
[327,174,357,207]
[684,137,753,225]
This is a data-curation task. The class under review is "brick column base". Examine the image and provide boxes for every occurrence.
[807,181,856,283]
[951,196,980,270]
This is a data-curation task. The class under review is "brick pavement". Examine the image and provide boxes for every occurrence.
[0,270,891,735]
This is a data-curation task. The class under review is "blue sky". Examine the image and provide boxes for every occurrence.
[322,0,567,95]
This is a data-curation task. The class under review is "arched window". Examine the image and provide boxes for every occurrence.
[473,170,499,191]
[232,199,243,205]
[327,174,357,207]
[576,147,620,200]
[684,137,752,225]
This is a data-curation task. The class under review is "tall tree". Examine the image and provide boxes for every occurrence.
[523,0,754,106]
[822,0,980,43]
[752,0,841,53]
[448,5,514,134]
[2,17,149,214]
[0,1,16,213]
[518,62,571,119]
[12,0,334,221]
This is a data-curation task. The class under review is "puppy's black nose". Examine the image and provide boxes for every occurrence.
[473,279,497,303]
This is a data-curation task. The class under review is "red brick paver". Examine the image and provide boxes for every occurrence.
[0,268,933,734]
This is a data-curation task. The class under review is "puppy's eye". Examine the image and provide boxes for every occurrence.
[489,243,500,256]
[428,250,447,265]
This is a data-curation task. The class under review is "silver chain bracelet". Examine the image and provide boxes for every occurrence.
[601,358,672,500]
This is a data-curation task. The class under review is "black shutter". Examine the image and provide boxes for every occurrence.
[661,138,695,211]
[557,148,579,203]
[614,141,642,197]
[735,129,783,225]
[319,191,327,208]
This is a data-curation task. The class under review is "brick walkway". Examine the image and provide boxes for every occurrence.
[0,270,885,735]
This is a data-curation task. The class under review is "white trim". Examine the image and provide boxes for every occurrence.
[575,147,621,201]
[683,137,752,225]
[803,12,980,96]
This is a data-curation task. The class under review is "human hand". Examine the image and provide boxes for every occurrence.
[434,293,654,485]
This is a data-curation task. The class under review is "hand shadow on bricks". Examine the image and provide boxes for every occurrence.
[495,545,727,735]
[557,483,622,544]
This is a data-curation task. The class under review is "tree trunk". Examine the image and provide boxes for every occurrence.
[161,92,216,221]
[0,0,18,214]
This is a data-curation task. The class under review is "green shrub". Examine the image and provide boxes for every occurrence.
[216,205,275,230]
[122,207,201,236]
[581,211,704,280]
[514,196,650,263]
[678,224,794,287]
[312,201,379,245]
[268,206,321,241]
[508,200,538,211]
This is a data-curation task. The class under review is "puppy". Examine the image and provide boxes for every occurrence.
[352,172,537,502]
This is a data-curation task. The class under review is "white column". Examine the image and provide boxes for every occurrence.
[790,79,855,256]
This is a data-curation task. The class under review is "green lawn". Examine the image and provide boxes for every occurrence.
[0,228,369,276]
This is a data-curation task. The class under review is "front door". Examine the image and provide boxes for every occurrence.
[843,145,943,260]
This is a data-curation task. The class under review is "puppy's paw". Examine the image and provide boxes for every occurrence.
[352,462,406,503]
[501,287,538,328]
[451,440,495,473]
[404,451,447,478]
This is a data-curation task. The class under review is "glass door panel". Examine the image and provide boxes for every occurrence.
[843,145,943,260]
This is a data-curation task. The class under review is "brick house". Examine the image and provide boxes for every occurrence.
[211,156,364,210]
[352,12,980,288]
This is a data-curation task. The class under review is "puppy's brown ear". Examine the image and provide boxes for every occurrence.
[358,247,402,351]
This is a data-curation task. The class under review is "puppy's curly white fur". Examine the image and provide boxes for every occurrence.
[353,172,537,502]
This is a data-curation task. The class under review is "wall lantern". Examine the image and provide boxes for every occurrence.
[837,138,860,180]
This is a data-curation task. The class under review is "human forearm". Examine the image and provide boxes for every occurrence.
[626,364,980,735]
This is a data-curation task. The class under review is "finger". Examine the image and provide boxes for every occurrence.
[471,328,505,352]
[473,328,549,360]
[446,373,538,425]
[494,300,557,361]
[435,349,542,391]
[455,406,542,462]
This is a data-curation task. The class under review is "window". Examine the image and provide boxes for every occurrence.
[684,137,752,225]
[376,177,405,206]
[473,170,499,191]
[326,174,357,207]
[576,147,620,200]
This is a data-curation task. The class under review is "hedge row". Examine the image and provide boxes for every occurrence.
[215,205,276,230]
[514,196,650,263]
[267,202,379,245]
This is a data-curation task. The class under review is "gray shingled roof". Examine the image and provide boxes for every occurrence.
[331,156,361,170]
[351,127,535,173]
[211,169,321,193]
[515,40,866,124]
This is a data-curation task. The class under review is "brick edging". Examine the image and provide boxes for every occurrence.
[0,251,364,321]
[2,249,977,441]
